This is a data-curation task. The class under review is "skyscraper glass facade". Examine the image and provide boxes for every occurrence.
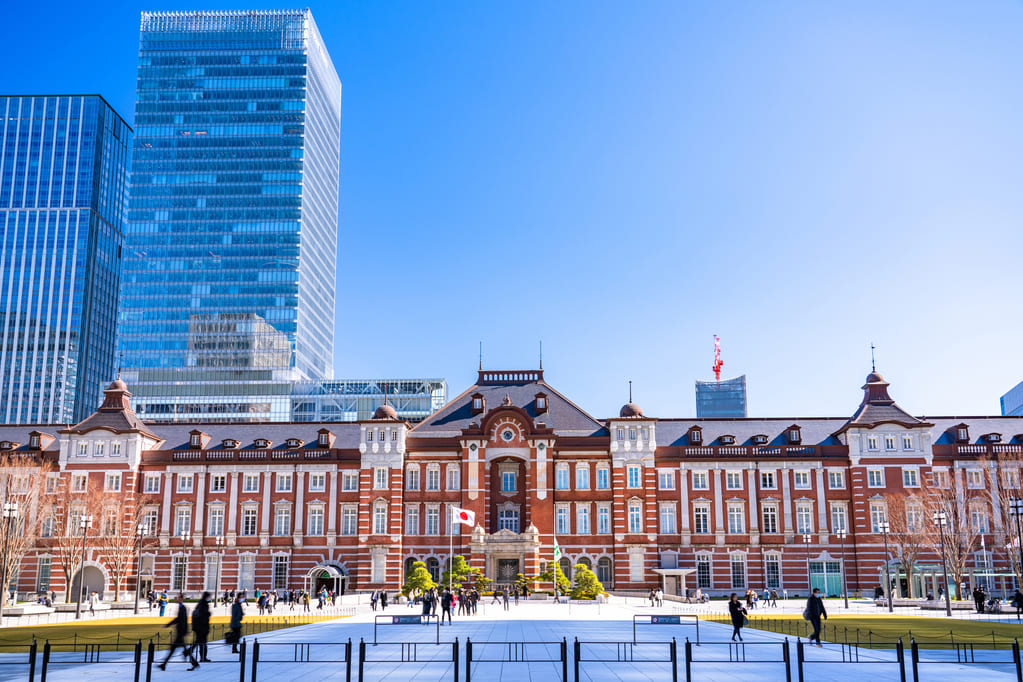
[0,95,131,423]
[1002,380,1023,416]
[118,9,341,421]
[695,375,748,418]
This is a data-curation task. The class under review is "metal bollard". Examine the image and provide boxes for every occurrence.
[146,639,155,682]
[783,639,791,682]
[465,638,472,682]
[574,638,580,682]
[346,638,353,682]
[40,640,51,682]
[561,638,567,682]
[796,639,804,682]
[670,637,678,682]
[238,639,247,682]
[133,639,143,682]
[453,637,459,682]
[1014,639,1022,682]
[29,638,37,682]
[911,638,919,682]
[250,640,259,682]
[684,638,692,682]
[897,637,905,682]
[357,638,365,682]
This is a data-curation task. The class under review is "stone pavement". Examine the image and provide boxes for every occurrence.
[19,598,1023,681]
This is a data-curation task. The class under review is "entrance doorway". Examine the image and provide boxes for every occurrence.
[809,561,843,597]
[305,565,346,597]
[70,566,105,602]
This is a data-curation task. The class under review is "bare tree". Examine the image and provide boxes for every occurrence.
[986,451,1023,587]
[98,488,156,602]
[0,453,53,601]
[923,473,982,599]
[883,492,930,598]
[50,476,103,603]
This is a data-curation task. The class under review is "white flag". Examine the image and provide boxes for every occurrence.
[452,506,475,527]
[553,537,562,560]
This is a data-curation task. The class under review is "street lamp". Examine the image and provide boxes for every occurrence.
[0,502,19,621]
[933,510,952,617]
[74,514,94,620]
[836,528,849,609]
[1009,499,1023,592]
[803,533,813,594]
[878,520,893,613]
[179,531,191,596]
[133,523,148,615]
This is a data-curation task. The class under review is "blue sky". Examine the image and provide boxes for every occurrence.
[5,1,1023,418]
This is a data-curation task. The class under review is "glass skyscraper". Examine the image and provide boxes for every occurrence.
[0,95,131,424]
[118,9,341,421]
[695,375,748,418]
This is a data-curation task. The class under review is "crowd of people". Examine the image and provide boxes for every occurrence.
[157,591,247,672]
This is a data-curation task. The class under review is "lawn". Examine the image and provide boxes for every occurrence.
[0,614,345,650]
[701,613,1023,646]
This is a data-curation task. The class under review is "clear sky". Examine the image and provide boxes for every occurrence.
[5,1,1022,419]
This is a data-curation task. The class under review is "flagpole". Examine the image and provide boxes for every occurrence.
[449,506,454,593]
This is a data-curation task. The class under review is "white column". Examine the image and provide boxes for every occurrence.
[713,469,724,533]
[194,468,206,539]
[161,472,172,534]
[748,469,759,532]
[227,472,239,534]
[327,470,338,534]
[815,468,828,535]
[781,468,793,534]
[294,471,305,535]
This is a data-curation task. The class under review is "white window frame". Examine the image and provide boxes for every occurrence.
[597,504,611,534]
[692,472,709,490]
[209,475,226,493]
[274,506,291,536]
[626,465,641,488]
[404,506,418,536]
[795,503,813,534]
[556,464,570,490]
[726,471,743,490]
[693,503,710,534]
[659,503,677,534]
[596,465,610,490]
[104,473,121,492]
[793,471,811,489]
[902,468,920,488]
[276,473,293,493]
[761,504,778,533]
[760,471,776,489]
[342,471,359,491]
[446,465,460,491]
[867,468,885,488]
[576,464,590,490]
[628,501,642,533]
[308,473,326,492]
[243,474,259,493]
[658,470,676,490]
[177,474,194,494]
[828,470,845,489]
[727,504,745,534]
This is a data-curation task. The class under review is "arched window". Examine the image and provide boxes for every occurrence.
[559,557,572,580]
[405,557,418,579]
[426,558,440,582]
[596,557,612,585]
[578,557,592,570]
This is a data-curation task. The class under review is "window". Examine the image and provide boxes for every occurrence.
[404,507,418,535]
[867,468,885,488]
[77,442,88,456]
[342,507,358,535]
[36,557,51,592]
[208,508,224,536]
[276,474,293,493]
[627,465,641,488]
[728,504,745,533]
[366,430,373,442]
[342,471,359,491]
[902,469,919,487]
[869,502,887,533]
[501,471,517,493]
[793,471,810,489]
[141,510,158,536]
[796,503,813,533]
[760,471,776,489]
[628,502,642,533]
[597,557,613,585]
[406,467,420,490]
[374,467,388,490]
[692,472,709,490]
[499,507,521,533]
[446,466,460,491]
[556,465,570,490]
[140,474,159,494]
[726,471,743,490]
[696,555,712,589]
[45,476,59,494]
[830,503,847,533]
[933,470,949,488]
[426,466,440,491]
[426,507,439,535]
[205,553,220,591]
[473,397,482,410]
[537,397,546,410]
[242,508,258,536]
[72,474,87,493]
[1005,470,1021,489]
[660,504,677,534]
[902,435,914,450]
[867,436,878,450]
[41,517,56,537]
[761,505,778,533]
[239,556,255,591]
[102,509,118,536]
[596,466,610,490]
[629,428,637,441]
[828,471,845,489]
[577,506,590,535]
[105,473,121,492]
[693,504,710,534]
[273,555,289,589]
[906,504,924,532]
[730,554,747,589]
[765,554,781,589]
[373,503,387,534]
[966,470,984,489]
[616,429,624,441]
[171,556,187,592]
[884,435,896,450]
[629,552,644,582]
[309,473,325,492]
[556,505,570,534]
[174,508,191,536]
[319,431,331,447]
[576,465,590,490]
[659,471,675,490]
[597,505,611,534]
[210,475,226,493]
[971,508,989,534]
[243,474,259,493]
[112,442,121,456]
[274,507,291,536]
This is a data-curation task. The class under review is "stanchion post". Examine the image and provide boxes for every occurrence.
[670,637,678,682]
[911,638,919,682]
[146,639,155,682]
[41,640,51,682]
[358,638,365,682]
[574,638,580,682]
[453,637,459,682]
[796,639,804,682]
[238,639,247,682]
[897,637,906,682]
[133,639,142,682]
[250,639,259,682]
[346,638,352,682]
[465,637,472,682]
[684,637,692,682]
[783,639,791,682]
[29,638,37,682]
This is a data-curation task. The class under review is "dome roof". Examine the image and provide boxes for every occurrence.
[619,402,644,418]
[373,404,398,420]
[107,379,128,392]
[865,371,886,384]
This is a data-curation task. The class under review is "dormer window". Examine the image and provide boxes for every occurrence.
[720,435,735,445]
[954,424,970,443]
[787,425,802,445]
[318,429,332,447]
[470,393,485,415]
[0,441,11,450]
[189,433,202,448]
[752,435,768,445]
[29,432,41,449]
[286,438,302,448]
[254,439,270,449]
[222,439,239,449]
[986,433,1002,443]
[534,392,548,414]
[688,426,702,445]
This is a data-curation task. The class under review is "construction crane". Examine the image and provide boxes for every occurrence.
[713,335,723,382]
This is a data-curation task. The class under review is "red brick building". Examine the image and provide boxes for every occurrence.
[3,368,1022,601]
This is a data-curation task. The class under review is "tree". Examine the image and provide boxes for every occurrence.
[883,492,930,598]
[401,561,436,597]
[98,489,155,602]
[50,476,103,602]
[0,453,52,602]
[537,560,570,595]
[923,473,983,599]
[514,572,532,596]
[570,563,605,600]
[986,451,1023,587]
[440,555,489,591]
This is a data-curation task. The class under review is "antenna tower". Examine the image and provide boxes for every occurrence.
[713,335,723,382]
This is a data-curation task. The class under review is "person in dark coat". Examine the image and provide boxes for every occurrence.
[728,593,748,642]
[159,594,199,670]
[228,595,245,654]
[192,592,212,662]
[806,587,827,646]
[421,590,432,617]
[1012,589,1023,621]
[441,589,454,624]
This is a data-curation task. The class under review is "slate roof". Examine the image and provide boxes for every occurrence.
[833,372,929,435]
[412,372,606,438]
[926,417,1023,445]
[0,425,60,453]
[145,423,362,451]
[653,418,847,447]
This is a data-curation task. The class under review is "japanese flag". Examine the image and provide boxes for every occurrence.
[452,506,475,527]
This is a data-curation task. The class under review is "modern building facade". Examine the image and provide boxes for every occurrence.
[1001,380,1023,416]
[696,375,748,418]
[118,9,342,421]
[0,95,131,424]
[4,366,1023,602]
[290,378,448,423]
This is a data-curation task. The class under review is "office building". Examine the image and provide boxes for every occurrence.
[1001,380,1023,416]
[0,95,131,424]
[695,375,748,418]
[118,9,342,421]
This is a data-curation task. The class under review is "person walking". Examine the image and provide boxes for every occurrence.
[88,591,99,616]
[973,586,985,614]
[228,595,245,654]
[192,592,212,662]
[728,593,748,642]
[770,589,778,607]
[380,591,388,611]
[159,594,199,671]
[805,587,827,647]
[421,590,432,617]
[502,588,510,611]
[1012,589,1023,621]
[441,588,454,624]
[158,590,169,617]
[370,590,378,611]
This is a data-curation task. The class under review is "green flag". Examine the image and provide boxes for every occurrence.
[553,538,562,561]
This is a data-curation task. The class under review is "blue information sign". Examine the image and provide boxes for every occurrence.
[650,615,681,624]
[391,615,423,624]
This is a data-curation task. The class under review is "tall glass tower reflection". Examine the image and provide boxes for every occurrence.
[0,95,131,424]
[119,9,341,421]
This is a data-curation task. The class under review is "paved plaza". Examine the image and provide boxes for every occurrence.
[12,597,1023,681]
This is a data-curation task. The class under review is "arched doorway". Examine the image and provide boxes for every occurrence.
[70,565,105,602]
[305,565,347,596]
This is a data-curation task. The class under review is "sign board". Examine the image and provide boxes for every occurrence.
[391,615,424,624]
[650,615,681,625]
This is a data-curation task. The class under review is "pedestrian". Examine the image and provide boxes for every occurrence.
[159,594,199,671]
[770,589,778,607]
[370,590,378,611]
[421,590,432,617]
[502,588,510,611]
[805,587,827,647]
[974,586,985,614]
[228,594,245,654]
[728,593,748,642]
[380,591,388,611]
[513,587,520,605]
[745,589,754,610]
[1012,589,1023,621]
[441,588,453,624]
[158,590,168,617]
[192,592,212,662]
[89,591,99,616]
[649,589,656,608]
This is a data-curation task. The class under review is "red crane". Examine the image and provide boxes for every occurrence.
[713,335,723,382]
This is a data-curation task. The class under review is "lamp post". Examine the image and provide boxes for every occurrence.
[803,533,813,594]
[133,523,147,615]
[0,502,19,621]
[878,520,893,613]
[934,509,952,617]
[1009,499,1023,590]
[179,531,191,596]
[836,528,849,609]
[74,514,94,620]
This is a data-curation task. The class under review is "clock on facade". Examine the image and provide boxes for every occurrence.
[501,429,515,442]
